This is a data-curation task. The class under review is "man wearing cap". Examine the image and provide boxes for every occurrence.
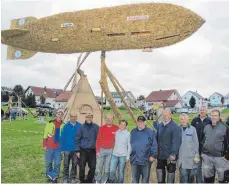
[95,114,119,183]
[43,108,65,183]
[75,113,99,183]
[60,111,81,183]
[156,108,182,183]
[130,116,158,183]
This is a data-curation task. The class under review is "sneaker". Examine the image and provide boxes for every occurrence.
[52,179,58,183]
[70,179,76,183]
[63,179,68,183]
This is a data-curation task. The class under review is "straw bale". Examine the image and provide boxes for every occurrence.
[2,3,205,53]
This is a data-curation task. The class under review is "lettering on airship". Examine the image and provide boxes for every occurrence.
[15,50,22,58]
[18,18,25,26]
[127,15,149,21]
[61,23,74,28]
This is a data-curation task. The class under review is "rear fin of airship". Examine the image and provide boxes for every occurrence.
[10,16,37,29]
[7,46,37,60]
[2,16,38,60]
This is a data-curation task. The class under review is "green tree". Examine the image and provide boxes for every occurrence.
[138,95,145,100]
[13,85,24,101]
[26,94,36,108]
[221,97,225,106]
[1,90,9,102]
[189,96,196,108]
[40,95,46,104]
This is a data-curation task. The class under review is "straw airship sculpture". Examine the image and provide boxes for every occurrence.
[1,3,205,125]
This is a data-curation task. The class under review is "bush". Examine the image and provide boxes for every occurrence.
[103,106,111,110]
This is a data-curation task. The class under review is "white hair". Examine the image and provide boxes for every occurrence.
[163,108,171,114]
[179,113,189,120]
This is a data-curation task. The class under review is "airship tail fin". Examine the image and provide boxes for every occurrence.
[7,46,37,60]
[10,16,37,29]
[1,29,29,38]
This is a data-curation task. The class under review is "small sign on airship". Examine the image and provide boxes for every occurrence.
[127,15,149,21]
[15,50,22,58]
[61,23,74,28]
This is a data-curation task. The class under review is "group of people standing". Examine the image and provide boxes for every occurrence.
[43,107,229,183]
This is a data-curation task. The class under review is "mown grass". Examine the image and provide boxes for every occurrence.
[1,107,228,183]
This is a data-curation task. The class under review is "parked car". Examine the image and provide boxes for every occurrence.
[188,109,198,114]
[167,107,176,114]
[176,108,188,114]
[144,109,156,120]
[11,107,28,115]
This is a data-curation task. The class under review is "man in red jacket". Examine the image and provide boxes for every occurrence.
[95,114,119,183]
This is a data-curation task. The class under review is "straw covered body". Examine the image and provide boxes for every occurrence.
[1,3,205,54]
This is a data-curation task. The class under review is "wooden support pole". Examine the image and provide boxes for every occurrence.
[99,51,122,120]
[101,90,103,126]
[106,66,153,129]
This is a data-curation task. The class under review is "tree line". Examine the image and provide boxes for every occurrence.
[1,85,36,108]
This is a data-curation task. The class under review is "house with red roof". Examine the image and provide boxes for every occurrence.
[25,86,63,107]
[145,89,183,111]
[54,91,72,108]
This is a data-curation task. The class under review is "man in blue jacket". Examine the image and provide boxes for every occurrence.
[156,108,182,183]
[60,111,81,183]
[75,113,99,183]
[130,116,158,183]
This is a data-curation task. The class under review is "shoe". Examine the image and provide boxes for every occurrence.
[71,179,76,183]
[47,178,52,183]
[63,179,68,183]
[52,179,58,183]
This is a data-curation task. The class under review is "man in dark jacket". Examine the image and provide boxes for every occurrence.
[201,109,229,183]
[191,106,212,183]
[157,108,182,183]
[75,113,99,183]
[60,111,81,183]
[130,116,157,183]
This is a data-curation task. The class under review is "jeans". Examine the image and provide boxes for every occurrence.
[95,148,113,183]
[79,149,96,183]
[196,157,203,183]
[109,155,126,183]
[131,163,151,183]
[179,168,197,183]
[63,151,78,182]
[45,148,61,180]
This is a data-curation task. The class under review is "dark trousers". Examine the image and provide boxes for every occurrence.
[79,149,96,183]
[63,151,78,181]
[131,163,151,183]
[157,159,176,183]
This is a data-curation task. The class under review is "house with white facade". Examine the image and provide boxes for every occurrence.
[54,91,72,108]
[105,91,137,108]
[145,89,183,111]
[182,91,208,109]
[209,92,224,107]
[225,94,229,106]
[25,86,62,107]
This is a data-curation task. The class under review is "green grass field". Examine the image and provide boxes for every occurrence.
[1,107,228,183]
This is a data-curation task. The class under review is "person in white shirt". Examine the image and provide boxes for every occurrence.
[108,120,131,183]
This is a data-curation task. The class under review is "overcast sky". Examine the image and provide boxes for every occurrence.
[1,0,229,98]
